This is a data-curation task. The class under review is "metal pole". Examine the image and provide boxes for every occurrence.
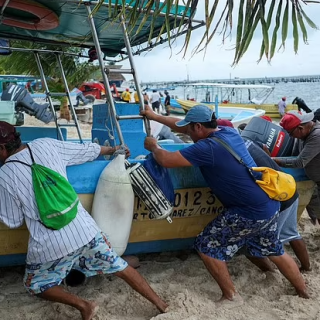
[120,16,151,136]
[215,94,219,119]
[33,52,64,141]
[85,4,125,145]
[55,53,83,143]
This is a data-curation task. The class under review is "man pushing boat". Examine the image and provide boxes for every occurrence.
[141,104,308,307]
[0,121,168,320]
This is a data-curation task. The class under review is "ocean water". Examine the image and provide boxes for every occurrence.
[165,81,320,111]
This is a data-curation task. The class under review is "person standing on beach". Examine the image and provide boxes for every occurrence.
[278,97,287,117]
[134,90,140,103]
[164,90,171,116]
[121,88,131,102]
[150,89,161,113]
[275,111,320,226]
[141,104,308,307]
[0,121,168,320]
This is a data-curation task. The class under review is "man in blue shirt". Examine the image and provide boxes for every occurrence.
[142,105,308,307]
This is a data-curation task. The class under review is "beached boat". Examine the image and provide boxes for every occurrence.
[0,1,314,267]
[160,97,185,115]
[178,83,298,118]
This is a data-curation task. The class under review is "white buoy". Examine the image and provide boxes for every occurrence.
[91,154,134,256]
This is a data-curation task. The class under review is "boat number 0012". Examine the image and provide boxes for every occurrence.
[133,188,224,220]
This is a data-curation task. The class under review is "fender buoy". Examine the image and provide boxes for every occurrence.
[91,154,134,256]
[0,0,59,30]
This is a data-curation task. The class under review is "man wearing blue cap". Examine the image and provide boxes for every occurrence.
[141,105,307,307]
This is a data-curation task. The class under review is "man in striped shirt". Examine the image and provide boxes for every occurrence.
[0,121,168,320]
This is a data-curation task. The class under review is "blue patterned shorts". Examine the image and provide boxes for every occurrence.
[194,210,283,261]
[23,232,128,295]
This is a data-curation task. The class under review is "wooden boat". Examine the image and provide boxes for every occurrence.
[0,103,315,267]
[160,97,185,115]
[178,83,298,118]
[0,1,313,267]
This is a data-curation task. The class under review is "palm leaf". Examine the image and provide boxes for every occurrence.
[257,0,275,62]
[280,0,289,49]
[269,0,283,60]
[292,1,299,53]
[233,1,260,64]
[296,2,309,43]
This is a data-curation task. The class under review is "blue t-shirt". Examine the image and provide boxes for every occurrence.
[179,127,279,220]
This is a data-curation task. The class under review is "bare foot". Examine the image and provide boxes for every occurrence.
[81,301,99,320]
[215,292,244,309]
[297,289,309,299]
[300,266,312,272]
[157,301,169,313]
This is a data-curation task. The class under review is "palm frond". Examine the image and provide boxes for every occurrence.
[115,0,319,64]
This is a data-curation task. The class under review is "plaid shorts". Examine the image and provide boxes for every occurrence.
[194,209,283,261]
[23,232,128,295]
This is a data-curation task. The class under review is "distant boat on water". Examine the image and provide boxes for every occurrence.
[177,83,298,118]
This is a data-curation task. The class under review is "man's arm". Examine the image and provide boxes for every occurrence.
[144,137,192,168]
[100,145,130,158]
[141,104,189,134]
[274,135,320,168]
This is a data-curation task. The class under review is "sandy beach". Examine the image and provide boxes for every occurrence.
[1,116,320,320]
[1,213,320,320]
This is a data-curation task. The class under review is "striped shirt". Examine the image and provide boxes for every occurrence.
[0,138,101,264]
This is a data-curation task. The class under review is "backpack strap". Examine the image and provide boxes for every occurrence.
[26,143,36,164]
[5,143,34,167]
[211,136,257,181]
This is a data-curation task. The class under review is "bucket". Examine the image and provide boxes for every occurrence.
[125,161,173,223]
[241,117,294,157]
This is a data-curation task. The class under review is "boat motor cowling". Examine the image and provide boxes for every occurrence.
[2,84,54,124]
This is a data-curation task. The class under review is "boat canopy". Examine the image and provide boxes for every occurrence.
[0,0,200,57]
[184,82,275,105]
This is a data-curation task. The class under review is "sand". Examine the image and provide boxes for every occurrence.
[1,115,320,319]
[1,214,320,320]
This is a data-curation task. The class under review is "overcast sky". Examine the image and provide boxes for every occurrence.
[122,1,320,82]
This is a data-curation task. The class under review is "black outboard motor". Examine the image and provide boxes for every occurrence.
[241,117,294,157]
[2,84,54,124]
[292,97,312,113]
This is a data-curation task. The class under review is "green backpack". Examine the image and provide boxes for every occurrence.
[6,144,79,230]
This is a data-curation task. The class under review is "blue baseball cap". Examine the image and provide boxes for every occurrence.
[176,105,214,127]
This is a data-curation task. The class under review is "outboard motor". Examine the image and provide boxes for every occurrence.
[241,117,294,157]
[292,97,312,113]
[2,84,54,124]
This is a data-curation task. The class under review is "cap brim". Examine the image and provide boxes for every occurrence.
[175,119,190,127]
[302,112,314,123]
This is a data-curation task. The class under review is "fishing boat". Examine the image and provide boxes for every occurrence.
[160,97,185,115]
[177,100,266,128]
[0,0,314,267]
[177,83,298,118]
